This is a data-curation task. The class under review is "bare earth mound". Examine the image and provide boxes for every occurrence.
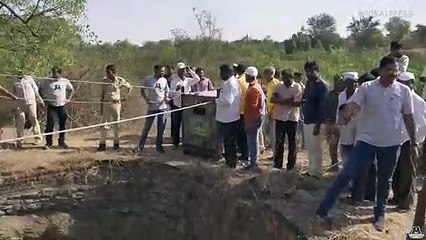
[0,128,417,240]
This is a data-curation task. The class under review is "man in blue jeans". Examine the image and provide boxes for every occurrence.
[315,56,417,232]
[139,65,170,153]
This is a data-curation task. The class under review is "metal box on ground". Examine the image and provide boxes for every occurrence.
[181,92,218,160]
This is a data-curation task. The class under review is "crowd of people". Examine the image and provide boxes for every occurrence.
[0,40,425,233]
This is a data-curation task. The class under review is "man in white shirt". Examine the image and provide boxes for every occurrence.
[169,62,201,148]
[98,64,132,151]
[40,67,74,149]
[316,56,417,232]
[389,41,409,73]
[271,69,303,171]
[391,72,426,211]
[12,74,45,148]
[139,65,170,153]
[336,72,359,165]
[216,64,241,168]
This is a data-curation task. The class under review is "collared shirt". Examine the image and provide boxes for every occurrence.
[191,78,214,92]
[350,79,413,147]
[302,77,329,124]
[239,74,248,115]
[325,89,340,124]
[101,76,132,102]
[265,78,281,115]
[13,76,38,105]
[216,76,241,123]
[272,81,303,122]
[141,76,169,111]
[401,91,426,144]
[169,72,201,108]
[244,82,265,124]
[40,78,74,107]
[337,89,359,145]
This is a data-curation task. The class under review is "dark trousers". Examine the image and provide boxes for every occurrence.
[171,105,182,146]
[236,115,248,161]
[45,105,67,145]
[318,141,399,221]
[392,140,414,209]
[139,109,167,149]
[218,120,239,168]
[273,120,298,170]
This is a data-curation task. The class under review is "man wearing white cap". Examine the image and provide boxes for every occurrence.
[169,62,201,148]
[390,71,426,211]
[336,72,359,165]
[243,66,266,170]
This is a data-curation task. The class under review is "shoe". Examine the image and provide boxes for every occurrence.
[58,142,68,149]
[44,144,52,150]
[97,144,106,152]
[16,141,23,149]
[315,205,328,218]
[113,142,120,151]
[374,217,386,232]
[156,146,165,153]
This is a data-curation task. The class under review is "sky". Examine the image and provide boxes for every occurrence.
[85,0,426,45]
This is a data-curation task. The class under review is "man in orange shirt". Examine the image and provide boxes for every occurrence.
[244,66,266,170]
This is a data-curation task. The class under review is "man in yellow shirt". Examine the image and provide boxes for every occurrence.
[234,64,249,162]
[262,67,280,150]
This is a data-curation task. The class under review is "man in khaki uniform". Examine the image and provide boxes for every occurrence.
[98,64,132,151]
[12,74,45,148]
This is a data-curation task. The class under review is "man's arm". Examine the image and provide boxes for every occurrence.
[207,79,214,91]
[30,78,44,105]
[316,84,328,128]
[402,88,416,144]
[186,68,201,86]
[66,80,74,101]
[215,85,235,106]
[119,77,133,99]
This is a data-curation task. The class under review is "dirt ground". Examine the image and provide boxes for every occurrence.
[0,126,420,240]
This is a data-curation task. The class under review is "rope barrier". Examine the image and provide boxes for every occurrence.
[0,73,185,93]
[0,101,212,144]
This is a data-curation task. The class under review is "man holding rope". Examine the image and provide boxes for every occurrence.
[40,67,74,150]
[139,65,169,153]
[98,64,133,151]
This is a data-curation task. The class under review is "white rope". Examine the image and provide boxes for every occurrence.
[0,101,211,143]
[0,73,183,93]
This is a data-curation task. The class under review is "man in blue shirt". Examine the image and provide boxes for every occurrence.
[302,61,329,178]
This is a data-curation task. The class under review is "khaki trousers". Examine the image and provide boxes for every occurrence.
[100,103,121,144]
[15,102,41,143]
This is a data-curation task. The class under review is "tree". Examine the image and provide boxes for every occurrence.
[347,16,384,49]
[306,13,343,50]
[307,13,337,35]
[0,0,87,74]
[384,17,411,41]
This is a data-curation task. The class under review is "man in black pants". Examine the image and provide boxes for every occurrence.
[216,64,241,168]
[270,69,303,170]
[40,67,74,149]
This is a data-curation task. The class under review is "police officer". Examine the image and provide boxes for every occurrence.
[98,64,132,151]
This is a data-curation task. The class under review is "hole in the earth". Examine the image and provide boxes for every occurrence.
[0,160,308,240]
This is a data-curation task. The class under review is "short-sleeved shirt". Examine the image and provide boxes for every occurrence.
[337,89,359,145]
[265,78,280,114]
[349,79,413,147]
[401,91,426,144]
[101,76,132,102]
[239,74,248,115]
[142,76,169,111]
[13,76,39,105]
[40,78,74,107]
[191,78,214,92]
[272,81,303,122]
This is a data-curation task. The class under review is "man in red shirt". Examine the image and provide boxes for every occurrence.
[244,66,266,170]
